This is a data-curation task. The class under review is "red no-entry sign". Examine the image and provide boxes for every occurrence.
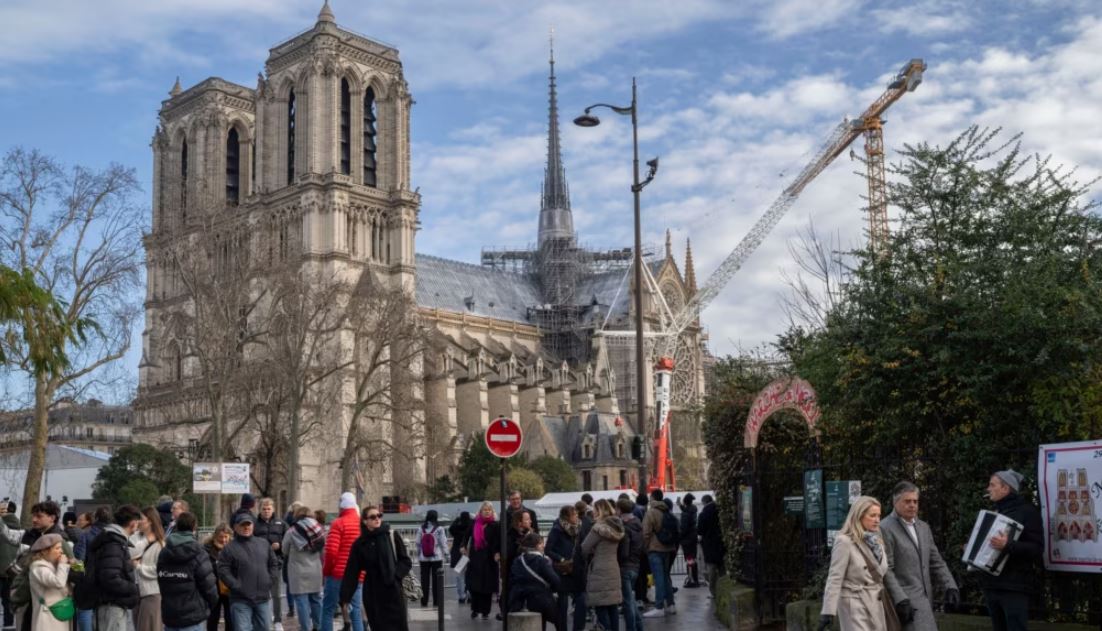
[485,417,522,458]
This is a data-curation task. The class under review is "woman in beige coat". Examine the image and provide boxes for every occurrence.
[581,499,625,631]
[28,533,71,631]
[819,496,899,631]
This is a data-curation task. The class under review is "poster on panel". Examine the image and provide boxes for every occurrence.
[1038,439,1102,572]
[221,463,251,495]
[192,463,221,493]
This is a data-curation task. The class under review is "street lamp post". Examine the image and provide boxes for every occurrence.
[575,77,658,496]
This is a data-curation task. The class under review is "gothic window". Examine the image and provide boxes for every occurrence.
[226,128,240,205]
[370,218,377,260]
[180,140,188,220]
[340,79,351,176]
[362,87,377,187]
[287,89,296,185]
[346,214,357,256]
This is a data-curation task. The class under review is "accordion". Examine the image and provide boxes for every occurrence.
[962,509,1023,576]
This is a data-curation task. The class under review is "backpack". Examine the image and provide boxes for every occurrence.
[72,552,98,610]
[656,511,680,546]
[420,527,438,558]
[7,549,32,610]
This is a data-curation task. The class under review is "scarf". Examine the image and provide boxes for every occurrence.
[560,519,579,538]
[291,517,324,552]
[473,514,495,551]
[863,531,884,563]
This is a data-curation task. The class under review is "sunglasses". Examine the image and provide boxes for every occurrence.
[366,513,382,520]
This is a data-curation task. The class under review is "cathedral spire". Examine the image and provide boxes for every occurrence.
[685,238,698,295]
[538,27,574,247]
[317,0,335,24]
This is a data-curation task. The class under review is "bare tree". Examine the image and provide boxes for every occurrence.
[0,147,143,523]
[340,271,432,492]
[780,218,852,331]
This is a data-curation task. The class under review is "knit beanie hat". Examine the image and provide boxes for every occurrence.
[240,493,257,511]
[339,491,357,510]
[995,469,1024,493]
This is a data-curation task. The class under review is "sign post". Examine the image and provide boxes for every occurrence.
[485,417,522,630]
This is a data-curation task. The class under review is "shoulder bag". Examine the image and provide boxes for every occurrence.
[388,531,422,602]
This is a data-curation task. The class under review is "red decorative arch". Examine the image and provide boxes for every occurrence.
[744,377,821,448]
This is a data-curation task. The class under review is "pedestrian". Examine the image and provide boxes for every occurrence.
[881,482,959,631]
[339,506,412,631]
[632,495,649,606]
[132,507,165,631]
[231,495,257,526]
[77,513,92,532]
[74,507,112,631]
[88,505,142,631]
[507,532,560,630]
[581,499,624,631]
[27,533,70,631]
[217,512,278,631]
[545,505,585,631]
[679,494,700,588]
[62,513,82,546]
[322,493,363,631]
[156,512,218,631]
[980,470,1043,631]
[505,491,541,535]
[282,502,303,621]
[202,525,233,631]
[641,490,676,618]
[416,510,447,608]
[254,498,287,631]
[447,511,472,604]
[282,506,324,631]
[6,501,71,631]
[156,501,174,537]
[501,509,533,620]
[616,498,644,631]
[696,495,725,599]
[165,501,188,537]
[461,501,500,621]
[819,496,898,631]
[1,501,21,630]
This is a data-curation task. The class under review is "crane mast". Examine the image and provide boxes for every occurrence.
[645,58,926,492]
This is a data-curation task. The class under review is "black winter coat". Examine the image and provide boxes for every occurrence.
[88,525,141,608]
[340,526,412,631]
[157,532,219,627]
[463,520,501,595]
[544,519,582,593]
[217,533,278,604]
[75,520,107,561]
[697,501,725,566]
[448,518,471,568]
[980,492,1044,594]
[507,551,560,611]
[571,514,594,592]
[679,504,699,555]
[505,506,540,534]
[254,516,288,564]
[619,513,645,574]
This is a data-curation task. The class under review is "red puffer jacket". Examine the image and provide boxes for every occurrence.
[323,507,362,579]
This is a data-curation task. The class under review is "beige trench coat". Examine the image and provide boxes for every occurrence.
[821,533,889,631]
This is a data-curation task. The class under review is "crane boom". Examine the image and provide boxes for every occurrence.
[643,58,925,492]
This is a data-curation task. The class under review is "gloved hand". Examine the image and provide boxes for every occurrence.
[944,588,960,610]
[895,599,916,624]
[817,614,833,631]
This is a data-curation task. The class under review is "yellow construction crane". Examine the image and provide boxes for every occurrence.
[829,58,926,252]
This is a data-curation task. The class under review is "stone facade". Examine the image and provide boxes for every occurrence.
[132,4,709,509]
[0,399,132,456]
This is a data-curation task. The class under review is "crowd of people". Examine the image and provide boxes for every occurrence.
[0,487,727,631]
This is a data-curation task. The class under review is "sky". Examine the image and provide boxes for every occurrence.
[2,0,1101,403]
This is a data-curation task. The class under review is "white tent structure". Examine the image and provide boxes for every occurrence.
[0,445,111,507]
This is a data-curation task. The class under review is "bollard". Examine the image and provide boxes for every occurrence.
[436,565,444,631]
[507,611,542,631]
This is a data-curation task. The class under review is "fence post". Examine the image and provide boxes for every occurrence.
[436,565,444,631]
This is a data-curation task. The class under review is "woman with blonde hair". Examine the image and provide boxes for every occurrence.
[581,499,625,631]
[460,501,500,620]
[28,533,71,631]
[133,507,165,631]
[819,496,900,631]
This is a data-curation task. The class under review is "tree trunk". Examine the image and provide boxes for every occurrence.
[288,406,300,502]
[20,374,54,527]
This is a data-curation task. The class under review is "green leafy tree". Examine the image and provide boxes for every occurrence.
[528,456,578,492]
[483,468,545,502]
[778,127,1102,611]
[427,475,463,503]
[93,444,193,506]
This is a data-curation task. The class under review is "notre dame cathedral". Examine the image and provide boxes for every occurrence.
[133,2,708,508]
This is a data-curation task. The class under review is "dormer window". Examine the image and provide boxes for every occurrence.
[616,440,625,459]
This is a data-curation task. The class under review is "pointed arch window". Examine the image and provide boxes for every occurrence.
[340,79,351,175]
[226,128,240,205]
[362,87,377,187]
[287,89,297,185]
[180,139,188,219]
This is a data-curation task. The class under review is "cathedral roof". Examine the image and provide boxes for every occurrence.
[415,254,541,325]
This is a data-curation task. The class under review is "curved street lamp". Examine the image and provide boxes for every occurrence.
[575,77,658,494]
